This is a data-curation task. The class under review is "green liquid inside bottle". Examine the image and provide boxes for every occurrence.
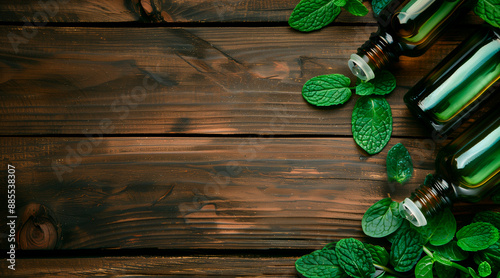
[405,26,500,135]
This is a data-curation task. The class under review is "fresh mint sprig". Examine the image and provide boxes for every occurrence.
[288,0,368,32]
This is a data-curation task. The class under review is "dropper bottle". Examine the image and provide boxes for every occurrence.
[400,110,500,226]
[349,0,474,81]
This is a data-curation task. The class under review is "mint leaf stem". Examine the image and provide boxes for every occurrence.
[423,246,469,274]
[373,264,404,278]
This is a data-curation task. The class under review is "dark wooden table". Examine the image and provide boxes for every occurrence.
[0,1,497,276]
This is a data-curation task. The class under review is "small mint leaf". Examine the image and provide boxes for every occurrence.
[386,143,413,184]
[289,0,342,32]
[335,238,375,278]
[295,249,349,277]
[457,222,500,251]
[427,241,469,261]
[364,243,389,266]
[352,96,392,154]
[362,198,403,238]
[390,225,425,272]
[478,261,492,277]
[371,0,392,15]
[344,0,369,16]
[356,81,375,96]
[370,70,396,95]
[302,74,352,106]
[415,256,433,278]
[473,211,500,231]
[474,0,500,28]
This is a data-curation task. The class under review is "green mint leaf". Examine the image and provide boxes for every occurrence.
[473,211,500,231]
[363,243,389,266]
[427,241,469,261]
[302,74,352,106]
[352,96,392,154]
[344,0,369,16]
[335,238,375,278]
[386,143,413,184]
[289,0,342,32]
[474,0,500,28]
[371,0,392,15]
[295,249,348,278]
[415,256,434,278]
[390,224,425,272]
[334,0,347,6]
[355,70,396,96]
[478,261,492,277]
[457,222,500,251]
[469,268,481,278]
[415,208,456,246]
[434,263,457,278]
[370,70,397,95]
[474,240,500,272]
[362,198,403,238]
[356,82,375,96]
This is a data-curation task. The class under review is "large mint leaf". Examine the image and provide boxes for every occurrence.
[427,241,469,261]
[390,225,425,272]
[295,249,349,277]
[474,240,500,272]
[386,143,413,184]
[473,211,500,231]
[457,222,500,251]
[474,0,500,28]
[362,198,403,238]
[289,0,342,32]
[415,256,433,278]
[415,208,456,246]
[363,243,389,266]
[371,0,392,15]
[344,0,369,16]
[302,74,352,106]
[352,96,392,154]
[335,238,375,278]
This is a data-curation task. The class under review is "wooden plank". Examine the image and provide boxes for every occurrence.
[0,255,298,277]
[0,0,378,23]
[0,25,480,136]
[2,136,496,251]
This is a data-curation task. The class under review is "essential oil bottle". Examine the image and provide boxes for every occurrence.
[349,0,474,81]
[405,25,500,136]
[400,110,500,227]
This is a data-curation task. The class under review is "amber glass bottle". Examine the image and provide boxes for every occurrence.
[405,25,500,136]
[349,0,474,81]
[401,110,500,226]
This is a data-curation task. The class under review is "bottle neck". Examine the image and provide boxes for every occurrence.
[400,174,457,226]
[349,31,401,81]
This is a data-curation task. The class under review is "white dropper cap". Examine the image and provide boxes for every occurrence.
[400,198,427,227]
[348,54,376,81]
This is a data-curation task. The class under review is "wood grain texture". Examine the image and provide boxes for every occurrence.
[0,255,298,277]
[0,25,480,136]
[1,136,496,251]
[0,0,377,23]
[0,137,431,250]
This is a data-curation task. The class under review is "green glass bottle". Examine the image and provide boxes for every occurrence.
[405,25,500,136]
[401,110,500,226]
[349,0,473,81]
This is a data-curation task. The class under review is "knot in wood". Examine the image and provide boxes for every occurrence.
[18,204,60,250]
